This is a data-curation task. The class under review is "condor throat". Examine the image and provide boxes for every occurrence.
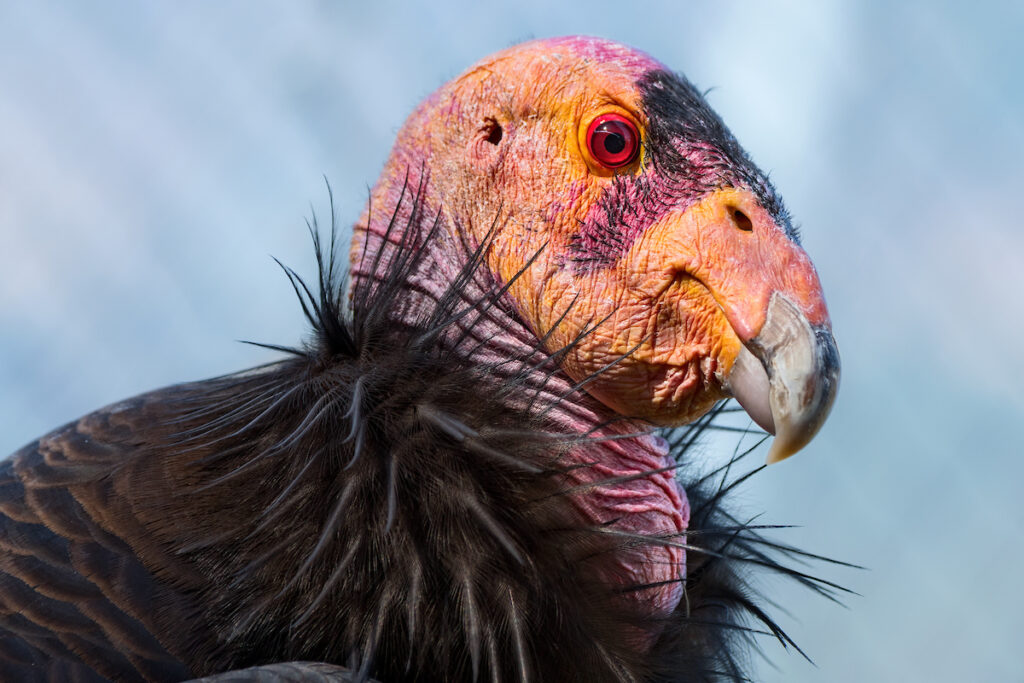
[351,187,691,641]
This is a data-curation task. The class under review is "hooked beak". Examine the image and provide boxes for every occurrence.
[648,187,840,463]
[727,293,840,463]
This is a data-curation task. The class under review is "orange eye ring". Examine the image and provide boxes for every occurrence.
[586,113,640,169]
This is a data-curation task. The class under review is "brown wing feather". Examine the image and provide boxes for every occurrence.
[0,395,201,681]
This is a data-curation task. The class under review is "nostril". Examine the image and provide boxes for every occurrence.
[730,208,753,232]
[484,117,503,145]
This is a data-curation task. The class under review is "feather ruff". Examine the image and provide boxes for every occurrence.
[0,187,850,682]
[159,190,851,681]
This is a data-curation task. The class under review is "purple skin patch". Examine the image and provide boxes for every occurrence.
[564,146,738,270]
[565,75,793,271]
[542,395,690,625]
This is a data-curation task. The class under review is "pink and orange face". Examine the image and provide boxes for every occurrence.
[359,37,838,457]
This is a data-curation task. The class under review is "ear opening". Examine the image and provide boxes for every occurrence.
[482,117,503,145]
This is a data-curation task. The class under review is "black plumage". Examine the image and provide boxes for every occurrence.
[0,31,854,681]
[0,186,847,682]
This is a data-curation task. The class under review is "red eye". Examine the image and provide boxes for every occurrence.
[586,113,640,169]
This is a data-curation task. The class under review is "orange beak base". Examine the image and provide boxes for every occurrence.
[646,188,840,462]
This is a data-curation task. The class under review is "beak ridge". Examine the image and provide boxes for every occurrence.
[727,293,840,463]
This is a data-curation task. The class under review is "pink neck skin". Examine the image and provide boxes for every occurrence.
[351,184,689,626]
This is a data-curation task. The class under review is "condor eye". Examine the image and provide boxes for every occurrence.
[586,113,640,169]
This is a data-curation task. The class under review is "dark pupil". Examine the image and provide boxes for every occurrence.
[603,132,626,154]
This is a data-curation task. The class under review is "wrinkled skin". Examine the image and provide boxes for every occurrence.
[352,36,835,625]
[356,37,829,427]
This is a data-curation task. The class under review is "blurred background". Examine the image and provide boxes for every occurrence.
[1,1,1021,680]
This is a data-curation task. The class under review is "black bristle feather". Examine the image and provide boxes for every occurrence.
[0,181,849,682]
[156,185,847,680]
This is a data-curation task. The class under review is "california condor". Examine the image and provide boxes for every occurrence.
[0,37,843,682]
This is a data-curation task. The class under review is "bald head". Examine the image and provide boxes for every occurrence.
[354,36,837,461]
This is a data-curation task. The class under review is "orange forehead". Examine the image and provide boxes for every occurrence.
[381,37,664,195]
[372,36,670,273]
[445,36,659,131]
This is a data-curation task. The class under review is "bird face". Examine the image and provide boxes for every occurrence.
[362,37,838,461]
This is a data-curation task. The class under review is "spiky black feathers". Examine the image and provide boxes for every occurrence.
[0,185,850,682]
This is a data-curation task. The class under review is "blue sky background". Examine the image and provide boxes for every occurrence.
[1,2,1022,680]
